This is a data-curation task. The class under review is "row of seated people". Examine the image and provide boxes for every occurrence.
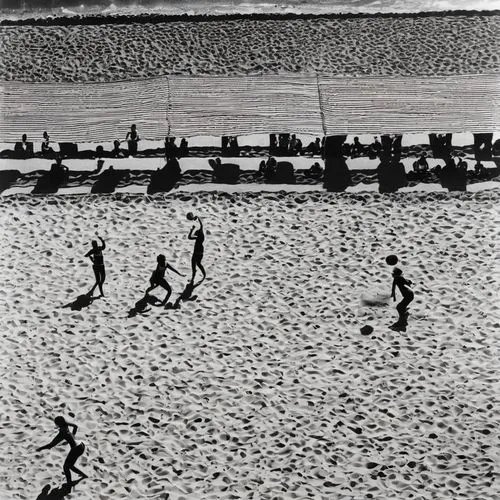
[0,132,190,160]
[15,154,492,195]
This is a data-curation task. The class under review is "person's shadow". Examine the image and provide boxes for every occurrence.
[127,294,163,318]
[63,292,99,311]
[36,479,83,499]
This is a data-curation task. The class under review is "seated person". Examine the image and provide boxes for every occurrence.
[14,134,34,158]
[474,161,486,177]
[258,160,267,176]
[165,137,178,160]
[49,156,70,186]
[308,161,324,179]
[208,157,239,183]
[41,131,55,158]
[350,136,365,158]
[179,138,189,157]
[305,137,321,156]
[110,140,127,158]
[228,136,240,156]
[413,153,429,173]
[265,156,277,179]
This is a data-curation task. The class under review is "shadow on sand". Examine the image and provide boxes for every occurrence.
[36,479,84,500]
[63,292,100,311]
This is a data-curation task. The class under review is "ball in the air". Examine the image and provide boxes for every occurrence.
[386,254,398,266]
[187,212,195,221]
[360,325,374,336]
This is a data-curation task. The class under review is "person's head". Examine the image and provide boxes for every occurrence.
[421,152,427,158]
[354,136,359,142]
[315,137,320,143]
[157,254,166,264]
[91,240,98,249]
[43,131,48,139]
[113,140,120,149]
[22,134,27,142]
[292,134,296,139]
[392,267,403,277]
[96,145,104,155]
[131,124,136,130]
[54,416,67,428]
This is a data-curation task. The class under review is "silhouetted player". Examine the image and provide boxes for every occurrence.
[36,416,87,487]
[146,254,184,306]
[391,267,414,328]
[187,213,206,284]
[85,236,106,296]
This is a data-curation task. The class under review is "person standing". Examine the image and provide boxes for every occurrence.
[85,235,106,297]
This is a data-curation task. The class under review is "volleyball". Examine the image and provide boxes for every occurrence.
[385,254,398,266]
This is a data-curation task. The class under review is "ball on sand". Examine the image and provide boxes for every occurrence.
[360,325,374,336]
[187,212,195,221]
[386,254,398,266]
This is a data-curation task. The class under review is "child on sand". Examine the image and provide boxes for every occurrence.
[391,267,414,330]
[145,254,184,306]
[36,416,87,488]
[85,236,106,297]
[187,213,206,284]
[125,124,140,156]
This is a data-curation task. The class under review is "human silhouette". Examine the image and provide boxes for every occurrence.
[63,293,97,311]
[41,131,55,158]
[390,267,414,331]
[36,416,87,488]
[127,294,163,318]
[36,480,83,500]
[125,124,140,156]
[145,254,184,306]
[187,214,206,284]
[85,236,106,296]
[172,279,202,309]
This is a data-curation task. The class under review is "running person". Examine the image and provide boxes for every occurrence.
[187,214,206,284]
[145,254,184,306]
[85,236,106,297]
[391,267,414,323]
[36,416,88,487]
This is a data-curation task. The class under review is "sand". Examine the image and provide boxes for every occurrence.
[0,190,498,499]
[0,13,499,82]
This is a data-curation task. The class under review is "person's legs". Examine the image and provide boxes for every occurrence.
[196,260,206,282]
[159,279,172,305]
[190,255,198,283]
[98,267,106,296]
[397,294,413,318]
[65,444,87,480]
[90,266,100,295]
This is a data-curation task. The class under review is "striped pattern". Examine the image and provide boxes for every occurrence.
[319,74,500,135]
[168,75,323,137]
[0,78,170,142]
[0,74,499,141]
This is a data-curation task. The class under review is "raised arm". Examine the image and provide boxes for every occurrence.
[167,263,184,277]
[98,236,106,251]
[391,279,396,300]
[188,226,196,240]
[68,423,78,435]
[36,432,63,452]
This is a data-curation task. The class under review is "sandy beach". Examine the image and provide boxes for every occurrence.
[0,190,498,499]
[1,12,499,82]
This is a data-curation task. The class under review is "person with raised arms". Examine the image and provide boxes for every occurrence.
[85,235,106,297]
[187,212,206,285]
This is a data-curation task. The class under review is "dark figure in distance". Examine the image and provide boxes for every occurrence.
[49,156,69,186]
[164,136,178,160]
[41,131,55,158]
[187,213,206,284]
[85,235,106,296]
[350,136,364,158]
[111,140,127,158]
[125,124,139,156]
[305,137,321,156]
[308,161,324,179]
[36,416,87,488]
[145,254,184,306]
[391,267,414,330]
[413,153,429,173]
[179,138,189,157]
